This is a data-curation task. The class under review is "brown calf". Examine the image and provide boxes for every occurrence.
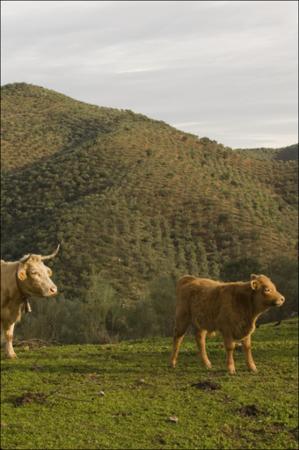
[170,274,285,374]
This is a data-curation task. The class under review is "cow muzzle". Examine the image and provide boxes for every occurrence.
[48,285,58,297]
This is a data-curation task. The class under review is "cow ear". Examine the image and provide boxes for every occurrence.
[17,268,27,281]
[47,267,53,276]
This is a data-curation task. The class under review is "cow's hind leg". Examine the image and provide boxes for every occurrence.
[4,323,17,359]
[170,314,190,368]
[194,329,212,369]
[1,325,5,346]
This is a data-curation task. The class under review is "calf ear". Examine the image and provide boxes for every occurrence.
[250,274,259,290]
[17,267,27,281]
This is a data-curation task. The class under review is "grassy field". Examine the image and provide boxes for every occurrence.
[1,319,298,449]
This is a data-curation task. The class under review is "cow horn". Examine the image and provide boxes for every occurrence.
[41,244,60,261]
[20,254,32,263]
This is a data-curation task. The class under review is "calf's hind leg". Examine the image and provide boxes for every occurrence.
[170,313,190,368]
[223,335,236,375]
[194,329,212,369]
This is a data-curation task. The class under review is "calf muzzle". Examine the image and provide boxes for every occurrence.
[273,296,285,307]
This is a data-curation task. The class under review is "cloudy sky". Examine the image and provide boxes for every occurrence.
[1,1,298,148]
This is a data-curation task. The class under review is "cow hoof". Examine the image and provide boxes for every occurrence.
[249,366,258,373]
[170,360,176,369]
[6,353,17,359]
[228,368,236,375]
[205,362,212,370]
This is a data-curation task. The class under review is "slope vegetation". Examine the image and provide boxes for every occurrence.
[1,83,298,304]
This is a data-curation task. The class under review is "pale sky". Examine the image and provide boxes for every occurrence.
[1,1,298,148]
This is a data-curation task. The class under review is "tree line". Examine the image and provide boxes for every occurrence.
[16,256,298,344]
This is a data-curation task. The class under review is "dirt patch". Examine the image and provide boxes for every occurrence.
[30,365,43,372]
[267,423,285,434]
[290,426,299,441]
[112,411,133,417]
[85,373,100,382]
[191,380,221,391]
[13,392,47,407]
[238,404,261,417]
[14,338,59,349]
[155,435,167,445]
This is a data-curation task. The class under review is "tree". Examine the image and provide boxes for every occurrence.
[147,276,176,337]
[81,269,124,343]
[220,257,264,282]
[196,240,209,277]
[263,257,298,322]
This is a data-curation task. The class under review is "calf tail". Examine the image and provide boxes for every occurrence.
[207,331,216,338]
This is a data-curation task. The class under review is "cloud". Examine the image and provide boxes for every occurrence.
[1,1,298,148]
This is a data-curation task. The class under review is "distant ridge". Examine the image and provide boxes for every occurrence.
[234,144,298,161]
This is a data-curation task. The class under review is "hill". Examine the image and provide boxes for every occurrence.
[1,83,298,316]
[1,318,298,449]
[234,144,298,161]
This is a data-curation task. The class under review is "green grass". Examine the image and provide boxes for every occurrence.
[1,319,298,449]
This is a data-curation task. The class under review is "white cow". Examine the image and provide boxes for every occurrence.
[1,245,59,358]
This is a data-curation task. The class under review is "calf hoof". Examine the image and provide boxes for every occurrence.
[249,365,258,373]
[228,367,236,375]
[6,352,17,359]
[204,361,212,370]
[170,360,177,369]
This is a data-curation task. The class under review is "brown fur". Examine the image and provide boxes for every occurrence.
[1,252,58,359]
[170,274,285,374]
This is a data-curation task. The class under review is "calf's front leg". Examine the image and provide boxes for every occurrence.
[242,335,257,372]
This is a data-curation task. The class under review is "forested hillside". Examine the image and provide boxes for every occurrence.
[1,83,298,341]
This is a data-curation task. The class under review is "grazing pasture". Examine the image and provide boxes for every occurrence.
[1,318,298,449]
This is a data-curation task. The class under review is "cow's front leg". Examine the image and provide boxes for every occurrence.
[223,336,236,374]
[242,335,257,372]
[4,323,17,359]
